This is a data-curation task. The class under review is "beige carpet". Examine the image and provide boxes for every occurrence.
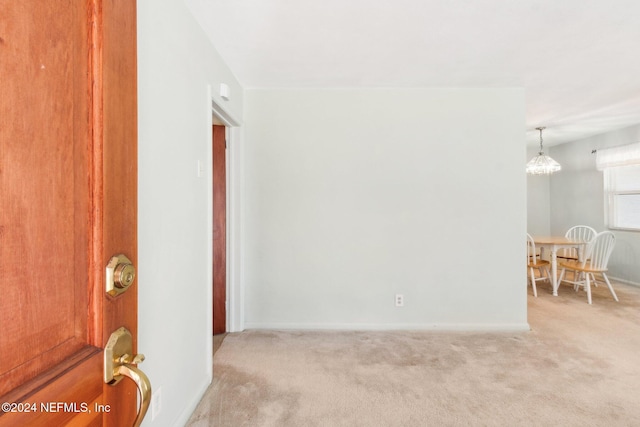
[187,281,640,426]
[214,334,226,356]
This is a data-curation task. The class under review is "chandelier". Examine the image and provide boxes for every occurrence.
[526,127,561,175]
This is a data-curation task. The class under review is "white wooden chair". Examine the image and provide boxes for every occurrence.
[558,231,618,304]
[527,233,551,297]
[557,225,597,261]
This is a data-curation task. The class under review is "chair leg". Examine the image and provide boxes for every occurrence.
[544,266,552,291]
[529,267,537,297]
[602,273,619,302]
[574,271,583,291]
[585,273,592,305]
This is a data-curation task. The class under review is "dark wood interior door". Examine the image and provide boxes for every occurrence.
[213,125,227,334]
[0,1,140,425]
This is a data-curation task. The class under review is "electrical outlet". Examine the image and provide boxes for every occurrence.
[151,386,162,420]
[395,294,404,307]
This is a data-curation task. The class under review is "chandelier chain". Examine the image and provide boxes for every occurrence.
[536,126,546,153]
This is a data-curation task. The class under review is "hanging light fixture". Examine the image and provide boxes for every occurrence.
[526,127,561,175]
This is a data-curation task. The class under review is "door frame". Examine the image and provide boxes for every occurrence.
[206,91,242,367]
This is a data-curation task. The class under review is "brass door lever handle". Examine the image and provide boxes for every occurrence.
[105,327,152,427]
[113,363,151,427]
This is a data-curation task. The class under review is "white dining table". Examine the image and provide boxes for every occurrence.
[532,236,589,296]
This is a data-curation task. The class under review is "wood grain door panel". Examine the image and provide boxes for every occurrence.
[0,0,92,398]
[0,0,139,425]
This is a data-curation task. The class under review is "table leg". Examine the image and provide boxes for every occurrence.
[551,248,558,296]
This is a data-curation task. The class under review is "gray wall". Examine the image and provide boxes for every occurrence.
[243,88,528,330]
[547,124,640,285]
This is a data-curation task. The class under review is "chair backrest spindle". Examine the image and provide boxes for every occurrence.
[564,225,597,259]
[527,233,539,266]
[581,231,615,270]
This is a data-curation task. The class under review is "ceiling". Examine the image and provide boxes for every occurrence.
[185,0,640,146]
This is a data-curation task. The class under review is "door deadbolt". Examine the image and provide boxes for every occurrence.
[106,254,136,296]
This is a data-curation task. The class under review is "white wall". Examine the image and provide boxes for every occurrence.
[137,1,243,425]
[243,88,527,330]
[548,124,640,285]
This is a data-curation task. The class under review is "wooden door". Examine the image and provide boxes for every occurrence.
[213,125,226,334]
[0,1,140,426]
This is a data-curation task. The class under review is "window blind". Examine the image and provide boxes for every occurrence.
[596,142,640,170]
[604,165,640,230]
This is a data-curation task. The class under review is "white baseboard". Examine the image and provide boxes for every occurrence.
[610,276,640,287]
[173,378,211,427]
[243,322,531,332]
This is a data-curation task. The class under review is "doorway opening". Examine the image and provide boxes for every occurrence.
[212,123,226,335]
[209,95,241,342]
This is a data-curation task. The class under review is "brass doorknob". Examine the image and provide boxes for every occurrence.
[106,254,136,296]
[105,327,151,427]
